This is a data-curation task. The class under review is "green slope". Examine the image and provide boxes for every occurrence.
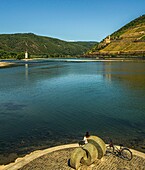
[0,33,97,59]
[89,15,145,56]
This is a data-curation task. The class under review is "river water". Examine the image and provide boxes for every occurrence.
[0,60,145,163]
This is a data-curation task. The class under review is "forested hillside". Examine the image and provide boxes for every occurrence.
[0,33,97,59]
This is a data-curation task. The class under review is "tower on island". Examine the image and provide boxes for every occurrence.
[25,51,28,59]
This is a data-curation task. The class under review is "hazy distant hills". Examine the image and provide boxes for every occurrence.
[0,33,97,58]
[89,15,145,56]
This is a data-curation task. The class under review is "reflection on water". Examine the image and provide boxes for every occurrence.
[25,64,29,80]
[0,60,145,164]
[103,62,145,89]
[103,62,112,82]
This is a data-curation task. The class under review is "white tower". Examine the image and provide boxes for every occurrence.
[25,51,28,59]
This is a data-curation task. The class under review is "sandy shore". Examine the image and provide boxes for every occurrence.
[0,62,14,68]
[1,143,145,170]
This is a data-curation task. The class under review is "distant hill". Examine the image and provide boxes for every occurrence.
[0,33,97,59]
[88,15,145,57]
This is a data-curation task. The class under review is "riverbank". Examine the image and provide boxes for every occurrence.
[1,57,145,63]
[1,144,145,170]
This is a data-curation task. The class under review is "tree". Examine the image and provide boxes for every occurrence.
[16,52,24,60]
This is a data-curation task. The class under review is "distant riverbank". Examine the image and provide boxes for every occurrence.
[1,57,145,64]
[18,57,145,63]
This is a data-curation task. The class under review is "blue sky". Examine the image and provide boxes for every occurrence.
[0,0,145,41]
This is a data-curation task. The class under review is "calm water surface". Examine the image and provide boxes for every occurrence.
[0,60,145,162]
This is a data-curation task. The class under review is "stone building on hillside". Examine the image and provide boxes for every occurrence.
[104,35,111,44]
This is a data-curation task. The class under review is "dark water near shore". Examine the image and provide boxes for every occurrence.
[0,60,145,163]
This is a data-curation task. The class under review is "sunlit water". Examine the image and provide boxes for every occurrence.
[0,60,145,163]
